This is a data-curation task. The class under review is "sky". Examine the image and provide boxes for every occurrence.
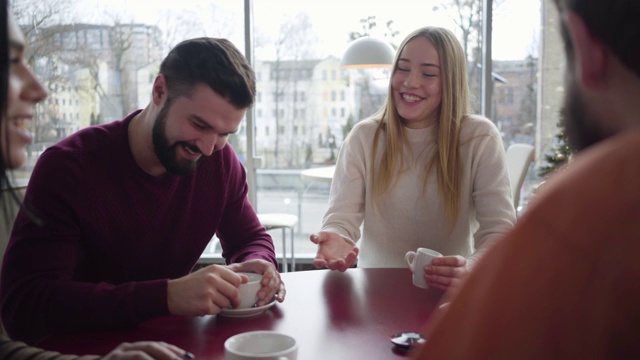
[71,0,541,61]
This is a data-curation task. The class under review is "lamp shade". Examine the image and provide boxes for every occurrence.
[340,37,395,69]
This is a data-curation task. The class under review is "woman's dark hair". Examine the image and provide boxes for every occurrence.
[1,0,36,228]
[1,0,14,195]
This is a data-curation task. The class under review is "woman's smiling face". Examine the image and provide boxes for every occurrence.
[1,13,47,169]
[391,36,442,129]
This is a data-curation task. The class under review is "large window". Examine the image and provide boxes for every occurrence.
[12,0,544,263]
[251,0,542,257]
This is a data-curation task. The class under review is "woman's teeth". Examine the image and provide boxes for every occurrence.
[402,94,422,103]
[13,118,31,129]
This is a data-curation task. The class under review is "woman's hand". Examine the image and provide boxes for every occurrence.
[424,255,470,290]
[310,231,359,272]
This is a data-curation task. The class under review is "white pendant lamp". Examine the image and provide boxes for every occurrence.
[340,37,395,69]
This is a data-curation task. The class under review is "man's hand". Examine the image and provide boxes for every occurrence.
[167,264,245,316]
[227,259,286,306]
[310,231,359,272]
[424,255,470,290]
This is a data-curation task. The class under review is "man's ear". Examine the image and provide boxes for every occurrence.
[151,74,168,106]
[565,12,608,89]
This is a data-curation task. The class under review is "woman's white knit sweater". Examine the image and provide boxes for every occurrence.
[321,115,517,268]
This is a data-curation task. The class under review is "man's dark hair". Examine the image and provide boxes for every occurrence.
[159,37,256,108]
[553,0,640,77]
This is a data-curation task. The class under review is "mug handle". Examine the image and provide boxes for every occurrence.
[405,251,416,272]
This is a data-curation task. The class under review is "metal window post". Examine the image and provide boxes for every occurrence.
[481,0,493,118]
[244,0,259,206]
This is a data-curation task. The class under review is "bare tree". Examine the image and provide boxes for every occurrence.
[435,0,537,149]
[77,54,108,124]
[10,0,81,142]
[433,0,482,61]
[109,17,135,115]
[60,16,139,120]
[268,13,317,168]
[434,0,505,112]
[348,16,399,44]
[157,8,206,53]
[12,0,165,139]
[158,2,239,53]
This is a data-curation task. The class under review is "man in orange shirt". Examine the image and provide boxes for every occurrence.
[413,0,640,358]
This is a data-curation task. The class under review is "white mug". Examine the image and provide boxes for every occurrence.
[224,330,298,360]
[237,272,263,309]
[405,248,442,289]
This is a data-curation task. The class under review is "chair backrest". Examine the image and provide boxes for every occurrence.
[505,143,535,211]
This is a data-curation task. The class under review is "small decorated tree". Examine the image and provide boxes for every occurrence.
[538,120,572,178]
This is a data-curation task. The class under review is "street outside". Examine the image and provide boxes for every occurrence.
[255,188,331,258]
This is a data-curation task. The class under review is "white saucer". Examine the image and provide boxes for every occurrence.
[219,298,277,318]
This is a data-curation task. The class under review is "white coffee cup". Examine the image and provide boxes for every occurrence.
[405,248,442,289]
[224,330,298,360]
[237,272,263,309]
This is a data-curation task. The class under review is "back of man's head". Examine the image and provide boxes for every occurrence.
[553,0,640,78]
[159,37,256,109]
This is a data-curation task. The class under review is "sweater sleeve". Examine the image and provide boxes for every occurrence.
[216,147,278,267]
[320,120,371,242]
[414,131,640,359]
[0,335,100,360]
[0,148,169,343]
[463,117,517,264]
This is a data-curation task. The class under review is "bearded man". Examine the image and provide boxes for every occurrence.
[413,0,640,358]
[1,38,286,344]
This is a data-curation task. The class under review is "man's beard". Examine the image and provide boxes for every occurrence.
[152,101,202,176]
[562,76,610,152]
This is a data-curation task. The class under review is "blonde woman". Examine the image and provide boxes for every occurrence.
[311,27,516,290]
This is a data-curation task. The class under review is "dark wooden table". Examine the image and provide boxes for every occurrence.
[38,268,444,359]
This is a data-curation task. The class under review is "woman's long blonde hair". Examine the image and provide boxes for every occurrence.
[370,26,471,224]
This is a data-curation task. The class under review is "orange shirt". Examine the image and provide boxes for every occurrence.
[413,129,640,359]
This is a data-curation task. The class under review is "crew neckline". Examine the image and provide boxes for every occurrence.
[405,124,435,143]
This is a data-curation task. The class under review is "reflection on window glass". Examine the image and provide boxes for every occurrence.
[11,0,541,208]
[250,0,540,245]
[252,0,541,170]
[11,0,243,178]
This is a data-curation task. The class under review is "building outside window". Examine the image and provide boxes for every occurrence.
[11,0,545,263]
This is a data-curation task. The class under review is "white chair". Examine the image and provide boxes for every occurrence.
[257,213,299,272]
[505,143,535,212]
